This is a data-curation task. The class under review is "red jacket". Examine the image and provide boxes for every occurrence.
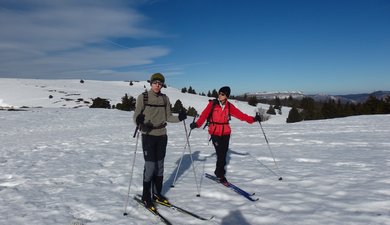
[195,100,255,136]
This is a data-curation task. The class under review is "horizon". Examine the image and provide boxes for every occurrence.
[1,77,388,97]
[1,0,389,95]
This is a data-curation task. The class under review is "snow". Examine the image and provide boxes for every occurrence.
[1,78,389,225]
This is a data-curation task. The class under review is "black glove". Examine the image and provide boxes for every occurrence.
[254,114,262,122]
[178,110,187,121]
[190,122,197,130]
[142,121,153,133]
[136,114,145,125]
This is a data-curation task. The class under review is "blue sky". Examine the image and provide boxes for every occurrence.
[0,0,389,95]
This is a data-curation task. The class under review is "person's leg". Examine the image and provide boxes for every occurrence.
[141,134,158,206]
[211,135,230,178]
[152,135,167,199]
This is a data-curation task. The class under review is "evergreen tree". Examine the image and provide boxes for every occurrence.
[384,96,390,113]
[211,89,218,98]
[286,107,303,123]
[116,94,136,111]
[248,96,259,106]
[362,95,383,114]
[188,86,196,94]
[172,99,185,113]
[90,97,110,109]
[321,99,338,119]
[287,95,295,107]
[274,97,282,111]
[181,87,187,93]
[300,97,319,120]
[266,105,276,115]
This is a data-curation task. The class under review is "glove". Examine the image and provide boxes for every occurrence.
[178,110,187,121]
[254,114,262,122]
[142,121,153,133]
[136,114,145,125]
[190,122,197,129]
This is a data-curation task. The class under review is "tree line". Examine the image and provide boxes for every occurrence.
[90,88,390,124]
[254,95,390,123]
[90,94,197,117]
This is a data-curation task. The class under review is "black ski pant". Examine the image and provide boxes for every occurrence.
[141,134,167,202]
[210,134,230,178]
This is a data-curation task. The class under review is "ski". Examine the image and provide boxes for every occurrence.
[133,195,173,225]
[136,194,214,221]
[205,173,259,202]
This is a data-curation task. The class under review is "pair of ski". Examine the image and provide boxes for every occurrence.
[132,174,257,224]
[133,194,213,225]
[204,173,259,202]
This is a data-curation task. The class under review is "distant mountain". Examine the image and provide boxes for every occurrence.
[309,91,390,103]
[335,91,390,103]
[241,91,390,104]
[306,94,354,104]
[242,91,305,100]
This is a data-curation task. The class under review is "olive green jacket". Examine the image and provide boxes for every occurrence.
[133,89,181,136]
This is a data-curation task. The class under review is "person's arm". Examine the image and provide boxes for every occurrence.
[229,103,256,124]
[133,94,144,124]
[194,101,214,128]
[165,97,181,123]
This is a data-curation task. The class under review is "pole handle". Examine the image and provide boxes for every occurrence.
[133,125,139,138]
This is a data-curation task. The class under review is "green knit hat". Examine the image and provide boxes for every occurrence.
[150,73,165,84]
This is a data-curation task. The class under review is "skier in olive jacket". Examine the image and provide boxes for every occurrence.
[190,86,261,183]
[133,73,187,210]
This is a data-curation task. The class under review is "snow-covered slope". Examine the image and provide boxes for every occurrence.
[0,78,289,123]
[1,108,389,225]
[2,78,388,225]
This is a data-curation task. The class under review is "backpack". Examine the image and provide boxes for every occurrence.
[141,91,168,120]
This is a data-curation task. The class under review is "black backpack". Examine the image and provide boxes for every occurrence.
[141,91,168,120]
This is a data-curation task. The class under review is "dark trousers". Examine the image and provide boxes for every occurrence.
[211,135,230,177]
[141,134,167,201]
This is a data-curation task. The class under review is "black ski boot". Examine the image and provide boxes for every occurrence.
[152,176,170,205]
[142,181,156,211]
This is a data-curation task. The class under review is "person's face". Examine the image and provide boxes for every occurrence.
[218,92,227,102]
[151,80,163,93]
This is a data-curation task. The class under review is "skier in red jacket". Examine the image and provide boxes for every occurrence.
[190,86,262,183]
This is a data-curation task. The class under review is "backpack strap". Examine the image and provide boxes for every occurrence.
[142,91,148,112]
[142,91,168,107]
[142,91,168,120]
[227,101,231,121]
[203,99,218,129]
[203,99,232,129]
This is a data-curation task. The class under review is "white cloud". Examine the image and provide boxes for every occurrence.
[0,0,169,79]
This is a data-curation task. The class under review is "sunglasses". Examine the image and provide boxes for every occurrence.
[219,92,226,96]
[152,81,163,86]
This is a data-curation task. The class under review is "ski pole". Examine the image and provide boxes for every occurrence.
[133,124,139,138]
[180,118,201,197]
[123,126,141,216]
[248,152,281,178]
[171,115,197,188]
[257,115,283,181]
